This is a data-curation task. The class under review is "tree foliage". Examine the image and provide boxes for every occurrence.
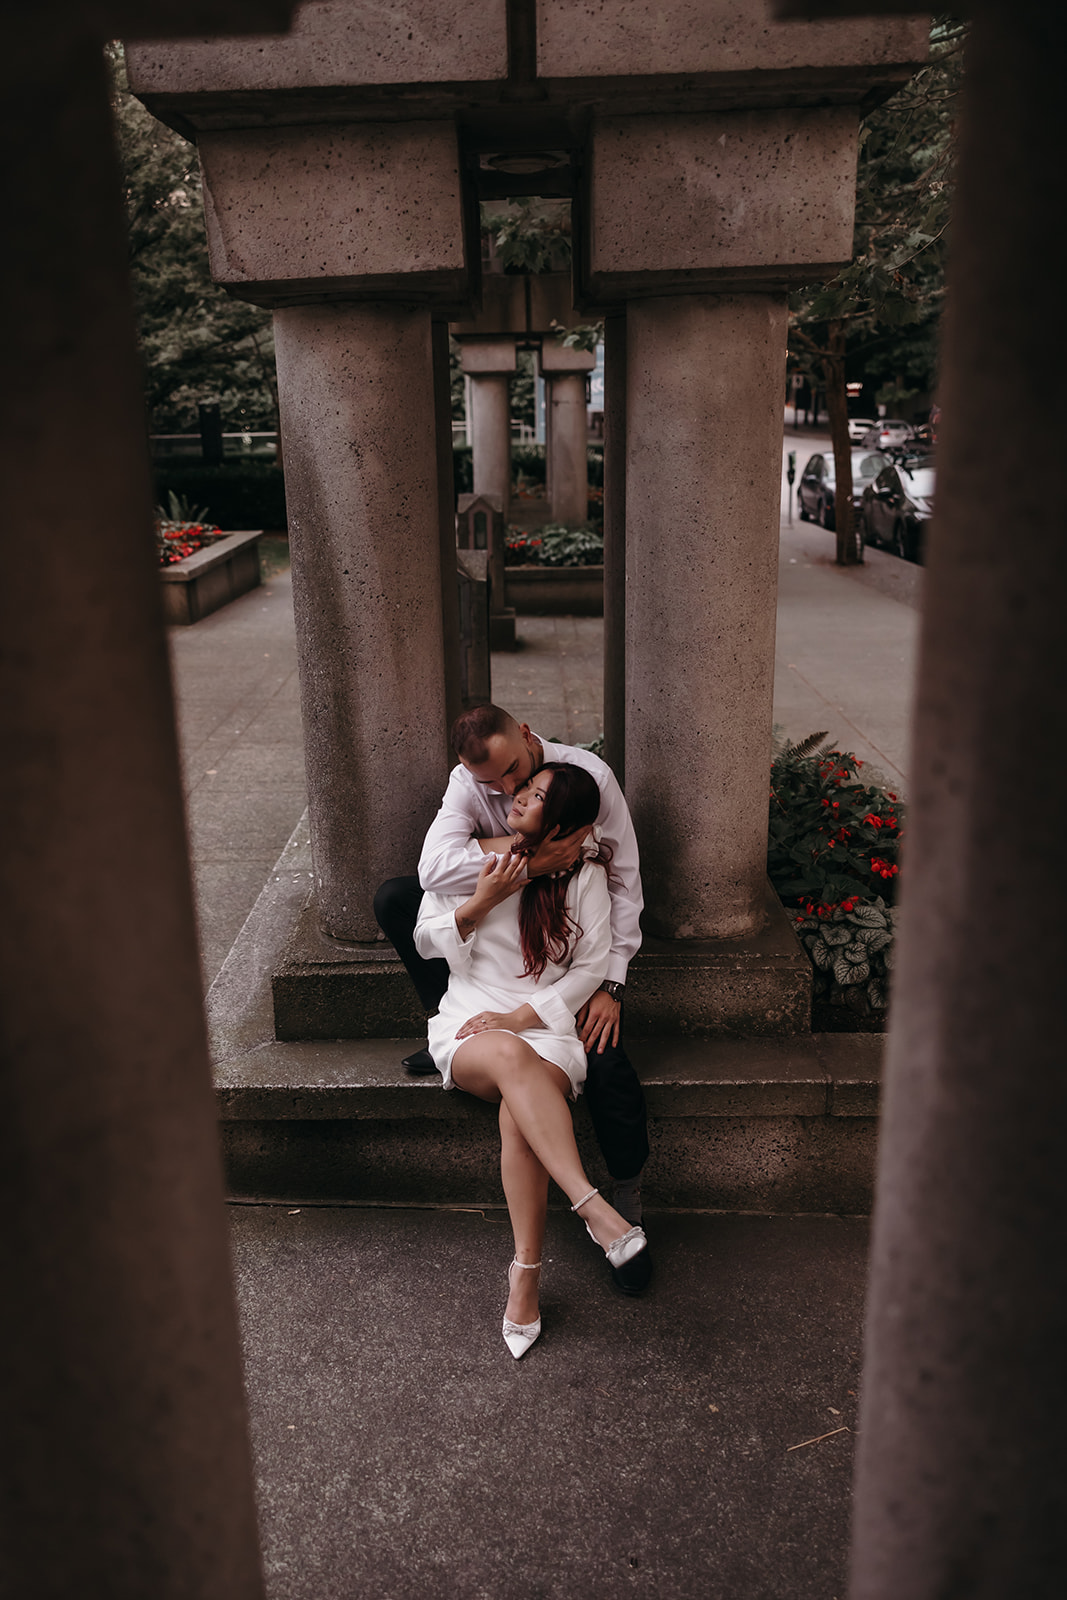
[107,43,278,434]
[789,16,966,562]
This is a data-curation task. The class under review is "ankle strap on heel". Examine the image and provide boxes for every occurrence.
[570,1187,599,1213]
[510,1257,542,1270]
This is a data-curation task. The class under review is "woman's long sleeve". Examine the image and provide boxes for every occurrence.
[414,892,474,972]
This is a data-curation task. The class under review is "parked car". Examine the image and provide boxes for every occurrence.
[861,418,915,449]
[857,453,936,562]
[797,449,888,531]
[847,416,877,444]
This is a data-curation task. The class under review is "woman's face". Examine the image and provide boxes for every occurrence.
[506,771,554,837]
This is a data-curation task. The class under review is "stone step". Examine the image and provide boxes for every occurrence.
[272,881,814,1040]
[208,819,879,1214]
[216,1032,881,1214]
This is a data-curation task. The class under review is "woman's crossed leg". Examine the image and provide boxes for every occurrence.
[452,1030,638,1325]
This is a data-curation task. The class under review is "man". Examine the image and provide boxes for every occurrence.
[374,703,651,1293]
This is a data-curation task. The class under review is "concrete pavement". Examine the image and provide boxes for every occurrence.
[232,1203,867,1600]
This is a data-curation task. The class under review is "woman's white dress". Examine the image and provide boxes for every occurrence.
[413,860,612,1095]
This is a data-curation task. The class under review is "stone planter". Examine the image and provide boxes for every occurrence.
[160,530,263,625]
[504,564,604,616]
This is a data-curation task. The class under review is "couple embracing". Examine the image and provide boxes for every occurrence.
[374,704,650,1359]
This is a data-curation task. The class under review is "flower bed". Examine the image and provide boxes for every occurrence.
[768,735,904,1028]
[504,523,603,567]
[157,520,225,566]
[160,530,264,625]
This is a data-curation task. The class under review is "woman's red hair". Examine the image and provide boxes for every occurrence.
[511,763,613,979]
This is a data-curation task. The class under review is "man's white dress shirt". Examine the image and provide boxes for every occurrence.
[417,735,643,985]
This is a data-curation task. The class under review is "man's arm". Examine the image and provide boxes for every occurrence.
[418,766,503,896]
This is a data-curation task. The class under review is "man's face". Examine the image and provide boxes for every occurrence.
[462,727,539,796]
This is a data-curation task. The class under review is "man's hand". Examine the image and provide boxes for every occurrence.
[527,824,588,879]
[576,989,621,1054]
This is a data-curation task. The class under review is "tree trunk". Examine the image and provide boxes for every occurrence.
[822,322,860,565]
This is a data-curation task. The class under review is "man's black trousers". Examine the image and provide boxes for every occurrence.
[373,875,649,1182]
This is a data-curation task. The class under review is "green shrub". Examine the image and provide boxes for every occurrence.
[504,523,604,567]
[769,735,903,911]
[794,897,895,1016]
[150,462,287,531]
[769,734,905,1017]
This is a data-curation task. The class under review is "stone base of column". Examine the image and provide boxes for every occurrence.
[270,881,812,1041]
[489,607,518,650]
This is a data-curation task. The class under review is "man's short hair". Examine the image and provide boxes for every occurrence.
[451,704,520,763]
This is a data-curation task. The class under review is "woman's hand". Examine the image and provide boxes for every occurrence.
[470,849,526,911]
[455,1002,542,1041]
[454,850,525,941]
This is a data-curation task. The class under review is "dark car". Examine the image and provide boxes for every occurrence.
[857,454,936,562]
[797,449,888,531]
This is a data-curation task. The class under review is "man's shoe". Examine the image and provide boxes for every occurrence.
[401,1047,438,1077]
[611,1245,653,1296]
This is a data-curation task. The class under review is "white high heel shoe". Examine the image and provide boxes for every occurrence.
[502,1258,542,1359]
[571,1187,647,1268]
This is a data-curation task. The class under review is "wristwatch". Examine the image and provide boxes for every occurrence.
[599,980,625,1002]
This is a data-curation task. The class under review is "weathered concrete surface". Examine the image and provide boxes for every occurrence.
[850,8,1067,1595]
[585,108,859,299]
[198,121,468,307]
[626,295,787,940]
[461,342,515,519]
[273,302,448,940]
[538,0,927,79]
[545,370,592,525]
[0,29,266,1598]
[231,1203,869,1600]
[127,0,509,93]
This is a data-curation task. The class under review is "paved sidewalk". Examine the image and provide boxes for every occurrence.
[233,1203,867,1600]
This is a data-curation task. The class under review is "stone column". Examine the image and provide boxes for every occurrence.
[541,342,595,526]
[849,6,1067,1595]
[625,294,787,939]
[0,32,264,1597]
[274,303,449,940]
[602,312,627,778]
[460,338,516,519]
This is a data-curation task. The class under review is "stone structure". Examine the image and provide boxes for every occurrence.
[456,491,515,649]
[128,0,924,975]
[1,7,297,1596]
[539,338,596,526]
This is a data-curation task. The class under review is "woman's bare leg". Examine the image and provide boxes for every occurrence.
[452,1031,636,1253]
[499,1099,548,1325]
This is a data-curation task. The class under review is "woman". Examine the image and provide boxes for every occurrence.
[414,762,648,1359]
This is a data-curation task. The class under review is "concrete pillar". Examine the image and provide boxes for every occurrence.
[602,312,627,778]
[849,6,1067,1595]
[0,33,264,1597]
[625,294,786,939]
[274,303,449,940]
[541,342,595,526]
[460,339,516,519]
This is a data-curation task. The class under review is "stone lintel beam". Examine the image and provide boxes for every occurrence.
[197,120,472,309]
[538,1,928,79]
[538,342,596,375]
[581,107,861,303]
[457,337,517,375]
[450,273,580,339]
[126,0,507,95]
